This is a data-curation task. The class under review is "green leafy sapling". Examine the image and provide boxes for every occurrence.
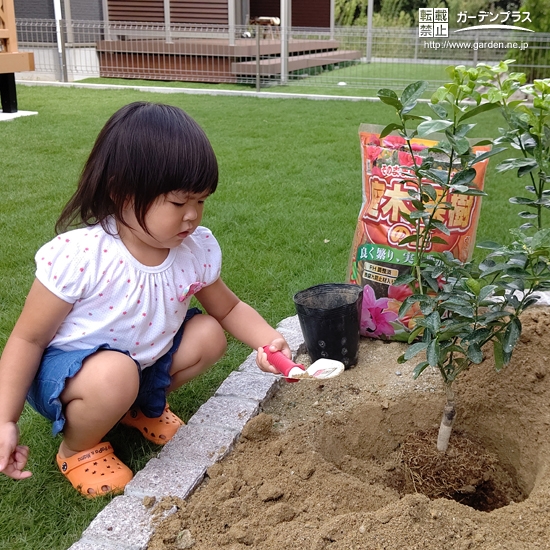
[376,62,550,453]
[479,60,550,231]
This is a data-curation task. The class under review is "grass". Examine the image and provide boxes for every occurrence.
[79,60,450,98]
[0,83,522,549]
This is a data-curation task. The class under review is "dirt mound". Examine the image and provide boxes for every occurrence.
[148,307,550,549]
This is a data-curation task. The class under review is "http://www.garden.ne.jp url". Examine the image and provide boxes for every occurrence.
[423,40,529,51]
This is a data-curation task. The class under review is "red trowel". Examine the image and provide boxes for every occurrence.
[263,346,344,382]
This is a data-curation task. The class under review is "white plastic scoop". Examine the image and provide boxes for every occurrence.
[263,346,345,381]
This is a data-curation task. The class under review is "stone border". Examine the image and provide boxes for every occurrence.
[67,315,304,550]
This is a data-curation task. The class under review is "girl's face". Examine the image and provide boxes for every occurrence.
[118,190,209,262]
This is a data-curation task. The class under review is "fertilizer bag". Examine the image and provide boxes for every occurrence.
[348,124,491,341]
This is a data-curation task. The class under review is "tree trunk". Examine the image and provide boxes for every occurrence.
[437,384,456,453]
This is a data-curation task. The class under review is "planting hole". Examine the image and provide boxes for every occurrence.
[314,400,530,512]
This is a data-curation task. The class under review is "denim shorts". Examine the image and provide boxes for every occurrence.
[27,307,202,436]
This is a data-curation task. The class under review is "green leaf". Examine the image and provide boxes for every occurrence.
[469,147,507,166]
[407,326,425,343]
[421,184,438,201]
[493,340,505,371]
[401,81,428,108]
[394,273,416,286]
[446,133,470,155]
[399,235,419,245]
[380,123,403,138]
[404,341,429,360]
[473,139,493,146]
[531,228,550,249]
[442,303,474,318]
[419,168,448,186]
[502,317,522,354]
[430,236,448,245]
[518,163,538,177]
[509,196,537,206]
[423,311,441,334]
[412,361,430,379]
[431,220,451,235]
[458,101,499,122]
[496,158,538,173]
[477,241,501,250]
[377,89,403,110]
[451,168,477,187]
[429,102,447,119]
[478,285,498,302]
[467,342,483,364]
[426,339,440,367]
[417,119,454,136]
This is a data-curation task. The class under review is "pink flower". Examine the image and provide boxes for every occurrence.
[367,135,380,146]
[398,150,423,167]
[388,284,413,302]
[360,285,398,338]
[398,150,415,167]
[382,135,407,149]
[367,146,382,162]
[410,143,427,152]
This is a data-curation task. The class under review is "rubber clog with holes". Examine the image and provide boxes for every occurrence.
[56,442,133,498]
[120,405,184,445]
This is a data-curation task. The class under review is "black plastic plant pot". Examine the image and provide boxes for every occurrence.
[293,283,363,369]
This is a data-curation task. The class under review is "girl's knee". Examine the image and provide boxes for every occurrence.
[171,315,227,377]
[199,315,227,361]
[63,350,139,405]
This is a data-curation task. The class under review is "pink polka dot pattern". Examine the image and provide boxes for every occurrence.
[35,223,221,368]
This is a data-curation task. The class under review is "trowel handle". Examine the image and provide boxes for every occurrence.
[262,346,303,377]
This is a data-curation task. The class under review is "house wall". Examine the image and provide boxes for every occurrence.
[14,0,54,18]
[14,0,103,20]
[13,0,328,27]
[250,0,330,27]
[107,0,228,25]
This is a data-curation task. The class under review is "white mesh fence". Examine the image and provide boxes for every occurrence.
[14,19,550,91]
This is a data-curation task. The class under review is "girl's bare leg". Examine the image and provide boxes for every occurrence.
[58,350,140,458]
[168,314,227,392]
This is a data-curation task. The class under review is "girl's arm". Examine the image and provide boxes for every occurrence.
[0,279,73,479]
[195,278,291,373]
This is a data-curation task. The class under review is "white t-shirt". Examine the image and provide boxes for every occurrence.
[35,222,222,369]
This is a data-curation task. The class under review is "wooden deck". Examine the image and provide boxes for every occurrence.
[96,37,362,82]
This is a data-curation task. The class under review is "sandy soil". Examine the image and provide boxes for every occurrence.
[148,307,550,550]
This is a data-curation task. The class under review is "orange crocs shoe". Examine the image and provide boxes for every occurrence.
[120,405,184,445]
[56,442,133,498]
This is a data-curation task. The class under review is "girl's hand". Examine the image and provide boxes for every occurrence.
[0,422,32,480]
[256,338,292,374]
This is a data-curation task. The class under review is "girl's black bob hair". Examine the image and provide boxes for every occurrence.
[56,102,218,234]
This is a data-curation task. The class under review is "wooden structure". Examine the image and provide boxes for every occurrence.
[95,0,349,83]
[96,36,361,82]
[104,0,331,28]
[0,0,34,112]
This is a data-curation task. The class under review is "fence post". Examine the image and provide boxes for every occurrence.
[53,0,67,81]
[228,0,236,46]
[280,0,290,84]
[57,19,68,82]
[366,0,373,63]
[472,31,479,66]
[163,0,172,43]
[256,25,261,92]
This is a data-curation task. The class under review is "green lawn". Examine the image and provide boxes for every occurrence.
[0,83,520,549]
[80,60,450,97]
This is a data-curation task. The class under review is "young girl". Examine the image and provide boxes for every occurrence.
[0,101,290,497]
